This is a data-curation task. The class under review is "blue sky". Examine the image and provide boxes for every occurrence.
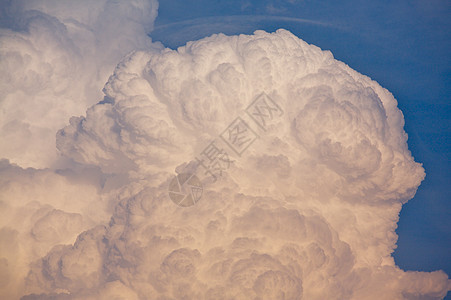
[152,0,450,277]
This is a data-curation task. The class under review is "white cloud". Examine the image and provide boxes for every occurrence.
[0,1,160,298]
[0,0,161,169]
[19,29,450,299]
[0,2,449,297]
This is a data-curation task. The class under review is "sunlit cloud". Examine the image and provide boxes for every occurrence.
[0,1,449,299]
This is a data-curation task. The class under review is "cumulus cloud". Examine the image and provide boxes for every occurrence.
[0,4,449,299]
[16,29,450,299]
[0,0,160,168]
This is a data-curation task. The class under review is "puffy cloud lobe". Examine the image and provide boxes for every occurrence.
[0,0,160,168]
[57,51,188,175]
[25,29,449,299]
[0,159,115,299]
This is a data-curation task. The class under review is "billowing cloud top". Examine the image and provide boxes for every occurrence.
[6,29,444,299]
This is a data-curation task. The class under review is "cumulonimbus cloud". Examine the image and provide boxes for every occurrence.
[15,29,448,299]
